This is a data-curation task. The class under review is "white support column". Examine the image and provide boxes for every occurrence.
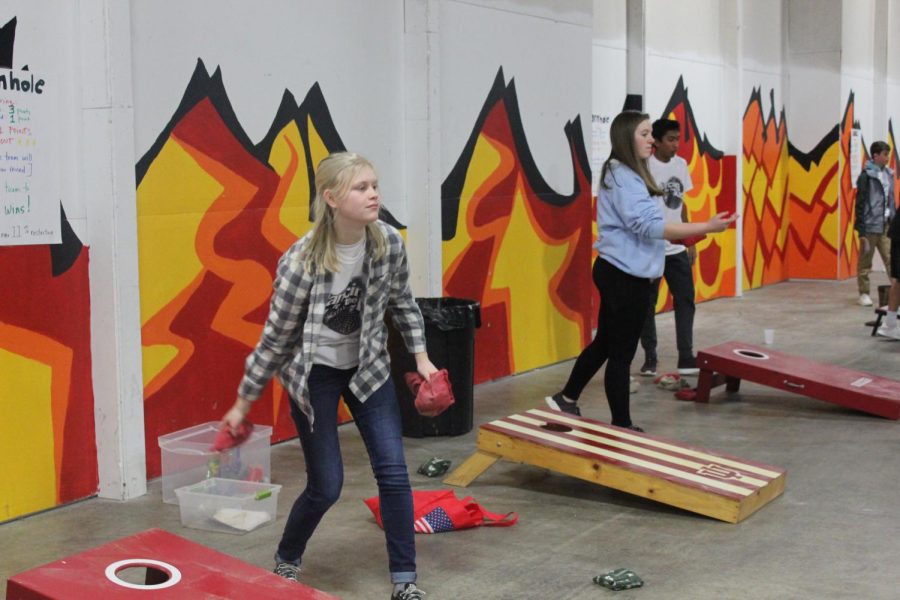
[733,0,744,297]
[403,0,443,297]
[625,0,646,105]
[79,0,146,499]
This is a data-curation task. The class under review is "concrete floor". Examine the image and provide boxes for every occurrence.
[3,278,899,599]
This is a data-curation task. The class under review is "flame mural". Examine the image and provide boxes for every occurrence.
[839,94,862,279]
[656,77,738,310]
[136,60,403,477]
[441,69,594,383]
[742,89,790,289]
[786,122,840,278]
[0,17,98,522]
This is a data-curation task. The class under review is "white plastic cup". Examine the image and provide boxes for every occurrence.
[763,329,775,345]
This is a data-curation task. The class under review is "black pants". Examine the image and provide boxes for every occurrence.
[562,258,651,427]
[640,251,695,360]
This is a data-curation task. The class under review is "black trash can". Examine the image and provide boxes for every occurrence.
[387,297,481,437]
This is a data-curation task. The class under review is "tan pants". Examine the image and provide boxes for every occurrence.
[857,231,892,294]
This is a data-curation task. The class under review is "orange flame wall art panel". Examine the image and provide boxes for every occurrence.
[655,78,737,312]
[742,89,790,289]
[0,212,98,521]
[136,60,372,478]
[442,70,594,383]
[0,17,97,522]
[839,94,861,279]
[786,128,841,279]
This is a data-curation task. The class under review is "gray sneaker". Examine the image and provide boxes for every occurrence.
[392,582,427,600]
[545,392,581,416]
[273,562,301,583]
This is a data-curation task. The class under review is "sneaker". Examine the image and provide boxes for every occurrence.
[273,562,301,583]
[626,425,645,433]
[876,324,900,340]
[858,293,874,306]
[639,357,658,376]
[392,582,427,600]
[677,355,700,376]
[629,376,640,394]
[545,392,581,416]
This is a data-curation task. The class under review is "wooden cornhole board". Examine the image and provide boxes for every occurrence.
[6,528,338,600]
[695,341,900,420]
[443,408,785,523]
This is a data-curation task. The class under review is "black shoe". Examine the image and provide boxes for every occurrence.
[639,357,658,377]
[392,582,427,600]
[545,392,581,416]
[677,355,699,376]
[626,425,645,433]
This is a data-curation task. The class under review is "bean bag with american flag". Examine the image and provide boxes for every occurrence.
[364,489,517,534]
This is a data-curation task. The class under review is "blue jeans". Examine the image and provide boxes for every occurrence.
[276,365,416,584]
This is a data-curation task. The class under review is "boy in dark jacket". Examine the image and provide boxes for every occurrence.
[855,141,895,306]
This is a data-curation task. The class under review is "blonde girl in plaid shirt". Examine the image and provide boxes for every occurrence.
[223,152,436,600]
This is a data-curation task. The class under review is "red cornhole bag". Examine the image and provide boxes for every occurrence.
[211,420,254,452]
[364,489,517,533]
[403,369,455,417]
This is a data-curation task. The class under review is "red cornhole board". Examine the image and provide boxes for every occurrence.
[444,408,786,523]
[695,341,900,420]
[6,528,338,600]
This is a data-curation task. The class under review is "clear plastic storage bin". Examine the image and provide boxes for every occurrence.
[158,421,272,504]
[174,478,281,534]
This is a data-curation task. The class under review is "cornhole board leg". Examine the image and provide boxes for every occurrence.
[696,370,741,402]
[445,409,786,523]
[696,341,900,419]
[443,450,500,487]
[6,528,338,600]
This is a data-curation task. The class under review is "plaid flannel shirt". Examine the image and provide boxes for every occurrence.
[237,221,426,428]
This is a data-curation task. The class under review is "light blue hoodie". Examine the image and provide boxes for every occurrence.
[595,160,666,279]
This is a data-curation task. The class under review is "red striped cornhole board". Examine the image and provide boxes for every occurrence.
[443,408,785,523]
[696,341,900,419]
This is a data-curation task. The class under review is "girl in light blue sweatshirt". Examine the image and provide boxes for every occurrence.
[546,110,735,430]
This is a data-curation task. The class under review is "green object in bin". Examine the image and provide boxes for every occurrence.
[254,489,272,501]
[593,568,644,591]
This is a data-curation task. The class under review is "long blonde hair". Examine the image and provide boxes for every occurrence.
[303,152,387,273]
[599,110,663,195]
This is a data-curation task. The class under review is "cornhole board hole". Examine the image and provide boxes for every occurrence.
[6,528,338,600]
[443,408,785,523]
[695,341,900,420]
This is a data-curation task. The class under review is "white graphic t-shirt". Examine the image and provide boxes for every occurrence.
[313,237,366,369]
[648,154,694,256]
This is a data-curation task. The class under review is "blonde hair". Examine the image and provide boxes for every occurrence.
[303,152,387,273]
[599,110,663,196]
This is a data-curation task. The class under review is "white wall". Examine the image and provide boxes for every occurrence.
[742,0,788,117]
[593,0,627,118]
[889,0,900,133]
[644,0,729,146]
[438,0,592,194]
[131,0,408,219]
[841,0,876,143]
[787,0,842,150]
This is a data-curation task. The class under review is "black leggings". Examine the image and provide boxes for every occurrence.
[562,258,651,426]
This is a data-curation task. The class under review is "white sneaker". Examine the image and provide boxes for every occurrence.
[876,324,900,340]
[858,293,873,306]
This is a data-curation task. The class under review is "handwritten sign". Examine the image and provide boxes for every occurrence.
[591,114,611,195]
[0,68,60,245]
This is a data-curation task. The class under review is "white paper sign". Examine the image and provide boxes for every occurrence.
[0,69,60,246]
[849,128,863,183]
[591,114,612,196]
